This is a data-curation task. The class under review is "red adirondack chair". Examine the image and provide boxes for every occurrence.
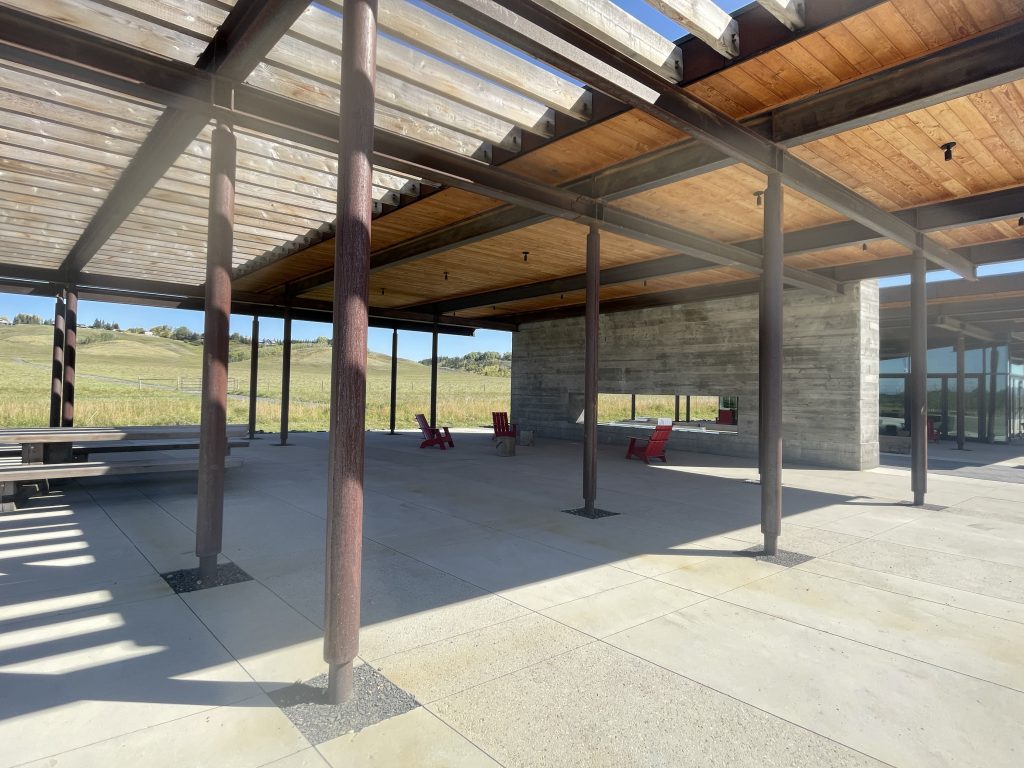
[491,411,517,440]
[625,424,671,464]
[415,413,454,450]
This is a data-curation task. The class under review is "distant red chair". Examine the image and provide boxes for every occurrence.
[492,411,517,440]
[415,413,454,450]
[928,417,940,443]
[625,424,671,464]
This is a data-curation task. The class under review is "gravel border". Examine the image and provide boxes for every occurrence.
[744,546,814,567]
[269,667,419,745]
[562,507,620,519]
[159,562,253,593]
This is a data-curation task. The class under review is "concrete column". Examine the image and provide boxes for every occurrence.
[759,173,783,554]
[910,250,928,506]
[248,315,259,439]
[389,328,398,434]
[583,224,600,516]
[429,328,438,428]
[196,120,235,581]
[49,292,65,428]
[61,286,77,427]
[279,314,292,446]
[956,334,965,450]
[324,0,377,706]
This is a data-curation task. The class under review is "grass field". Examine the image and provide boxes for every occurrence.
[0,326,510,431]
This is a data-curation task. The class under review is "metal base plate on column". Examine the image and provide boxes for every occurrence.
[561,507,619,519]
[160,562,252,593]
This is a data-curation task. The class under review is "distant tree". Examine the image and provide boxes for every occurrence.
[150,325,172,337]
[126,327,146,334]
[315,335,331,345]
[171,326,202,343]
[13,313,43,325]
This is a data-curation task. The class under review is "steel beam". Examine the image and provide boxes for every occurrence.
[910,250,928,506]
[430,329,439,428]
[248,316,260,439]
[441,0,974,279]
[956,332,966,451]
[61,286,77,427]
[196,121,235,581]
[583,224,600,517]
[279,315,292,446]
[324,0,377,706]
[389,328,398,434]
[760,173,783,554]
[49,292,65,428]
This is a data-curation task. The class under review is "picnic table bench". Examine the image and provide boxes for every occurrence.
[0,425,248,513]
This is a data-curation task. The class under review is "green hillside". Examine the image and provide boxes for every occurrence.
[0,326,509,431]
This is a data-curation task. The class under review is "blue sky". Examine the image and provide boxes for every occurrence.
[2,0,1019,359]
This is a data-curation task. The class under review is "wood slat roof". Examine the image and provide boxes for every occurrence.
[0,0,1023,332]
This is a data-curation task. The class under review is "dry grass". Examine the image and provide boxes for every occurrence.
[599,394,721,422]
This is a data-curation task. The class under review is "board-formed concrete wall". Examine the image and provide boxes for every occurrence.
[511,281,879,470]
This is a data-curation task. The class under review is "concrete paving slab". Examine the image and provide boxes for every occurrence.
[317,707,500,768]
[607,599,1024,767]
[541,578,706,638]
[653,552,786,596]
[0,594,261,766]
[181,580,326,693]
[723,567,1024,691]
[430,641,886,768]
[18,693,307,768]
[260,747,331,768]
[796,558,1024,625]
[374,613,592,703]
[877,510,1024,567]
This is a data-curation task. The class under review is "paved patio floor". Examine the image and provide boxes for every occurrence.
[1,431,1022,767]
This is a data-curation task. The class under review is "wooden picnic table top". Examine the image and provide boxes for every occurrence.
[0,424,248,444]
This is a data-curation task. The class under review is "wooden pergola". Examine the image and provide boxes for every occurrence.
[2,0,1023,701]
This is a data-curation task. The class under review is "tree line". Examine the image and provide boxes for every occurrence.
[420,350,512,377]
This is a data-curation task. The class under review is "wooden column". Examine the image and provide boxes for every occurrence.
[988,345,998,443]
[49,292,65,428]
[759,173,783,555]
[196,119,235,581]
[429,328,439,428]
[389,328,398,434]
[324,0,377,706]
[630,394,636,420]
[956,333,966,450]
[61,286,77,427]
[674,395,680,423]
[910,249,928,506]
[685,395,691,422]
[583,224,600,517]
[279,314,292,446]
[248,315,259,439]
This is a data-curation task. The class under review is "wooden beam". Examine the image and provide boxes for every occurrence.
[440,0,976,280]
[756,0,804,31]
[935,316,997,343]
[645,0,738,58]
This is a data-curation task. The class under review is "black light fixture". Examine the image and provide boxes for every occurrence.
[443,271,448,281]
[380,287,385,295]
[522,250,529,262]
[754,190,764,207]
[941,141,957,161]
[862,243,868,251]
[1018,216,1024,227]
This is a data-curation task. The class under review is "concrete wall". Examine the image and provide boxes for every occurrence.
[511,281,879,470]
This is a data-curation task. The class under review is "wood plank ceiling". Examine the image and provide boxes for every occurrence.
[0,0,1023,328]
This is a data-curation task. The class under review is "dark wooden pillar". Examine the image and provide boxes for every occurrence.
[389,328,398,434]
[248,315,259,439]
[674,395,680,423]
[630,394,636,420]
[583,224,600,517]
[988,345,998,443]
[279,314,292,446]
[196,119,235,581]
[61,286,77,427]
[685,395,691,422]
[324,0,377,706]
[429,328,439,428]
[910,249,928,506]
[49,292,65,428]
[760,173,783,555]
[956,333,965,450]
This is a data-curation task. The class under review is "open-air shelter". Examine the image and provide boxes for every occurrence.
[1,0,1024,756]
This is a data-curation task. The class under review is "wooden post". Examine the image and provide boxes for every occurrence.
[630,394,636,420]
[760,173,783,554]
[324,0,377,706]
[674,395,680,422]
[910,249,928,506]
[196,119,235,581]
[389,328,398,434]
[988,345,998,443]
[583,224,600,517]
[956,333,965,450]
[248,315,259,439]
[49,292,65,428]
[61,286,77,427]
[429,328,439,428]
[685,395,691,422]
[279,314,292,446]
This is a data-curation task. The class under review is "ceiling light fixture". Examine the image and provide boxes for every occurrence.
[443,271,448,281]
[941,141,957,161]
[522,250,529,262]
[754,190,764,207]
